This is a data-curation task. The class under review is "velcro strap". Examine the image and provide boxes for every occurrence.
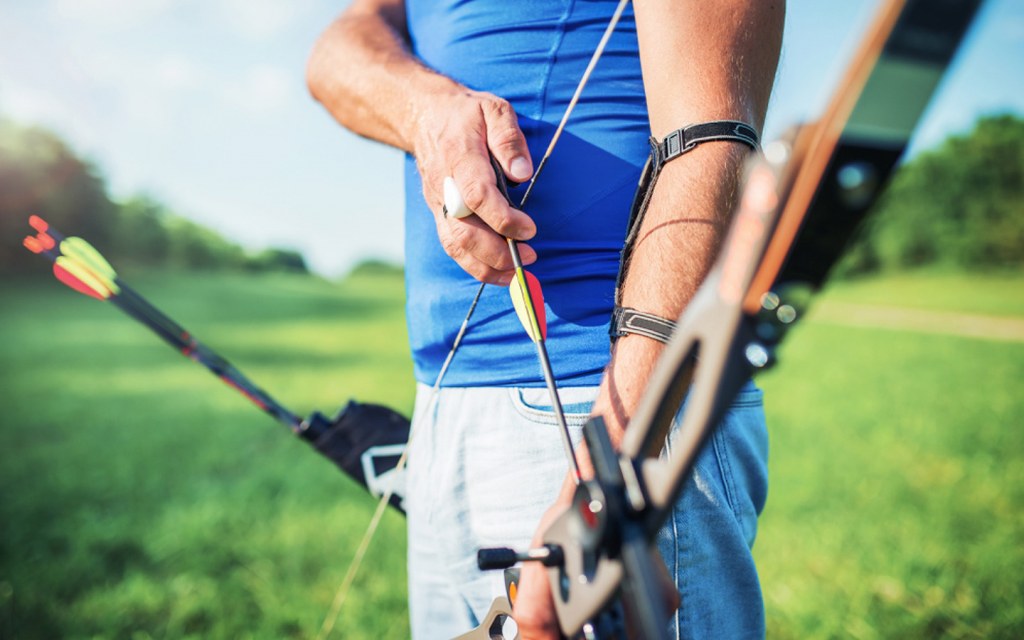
[650,121,760,174]
[610,306,677,344]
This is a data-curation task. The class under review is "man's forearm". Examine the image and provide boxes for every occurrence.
[306,0,461,154]
[591,0,785,444]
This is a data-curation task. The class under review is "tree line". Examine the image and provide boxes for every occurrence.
[3,113,1021,278]
[0,119,308,275]
[839,113,1024,275]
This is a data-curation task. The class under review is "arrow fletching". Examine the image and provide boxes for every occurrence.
[60,236,121,295]
[54,256,112,300]
[509,270,547,342]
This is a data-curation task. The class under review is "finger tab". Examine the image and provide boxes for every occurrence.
[443,176,473,219]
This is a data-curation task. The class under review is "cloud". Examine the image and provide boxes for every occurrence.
[49,0,175,30]
[222,64,295,115]
[153,55,204,93]
[0,80,78,130]
[218,0,314,41]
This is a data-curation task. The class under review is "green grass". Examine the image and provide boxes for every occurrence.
[0,270,1021,638]
[0,270,414,639]
[820,270,1024,316]
[755,273,1024,639]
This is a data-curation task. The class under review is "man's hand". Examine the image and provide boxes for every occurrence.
[307,0,540,285]
[512,500,567,640]
[410,89,538,285]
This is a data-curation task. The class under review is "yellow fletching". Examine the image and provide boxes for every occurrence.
[509,270,547,342]
[55,256,113,299]
[60,237,120,295]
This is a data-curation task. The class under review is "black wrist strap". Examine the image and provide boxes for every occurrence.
[649,120,760,174]
[610,306,677,344]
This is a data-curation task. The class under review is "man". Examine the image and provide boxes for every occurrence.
[307,1,783,637]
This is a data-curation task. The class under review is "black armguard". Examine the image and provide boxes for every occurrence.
[611,121,760,345]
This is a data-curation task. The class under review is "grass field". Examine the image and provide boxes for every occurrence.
[0,269,1021,639]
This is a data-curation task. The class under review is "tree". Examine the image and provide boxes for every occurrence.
[1,119,312,275]
[841,113,1024,274]
[246,248,309,273]
[166,217,246,270]
[0,121,117,272]
[114,195,172,267]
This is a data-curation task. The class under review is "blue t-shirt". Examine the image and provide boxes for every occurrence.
[404,0,649,387]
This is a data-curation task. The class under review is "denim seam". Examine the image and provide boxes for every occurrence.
[507,388,591,427]
[679,491,692,636]
[671,503,682,640]
[712,429,742,519]
[730,389,764,408]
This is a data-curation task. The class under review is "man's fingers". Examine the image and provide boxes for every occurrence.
[437,215,537,284]
[445,164,536,241]
[514,562,560,640]
[443,216,516,269]
[453,174,534,240]
[416,89,541,283]
[480,97,534,183]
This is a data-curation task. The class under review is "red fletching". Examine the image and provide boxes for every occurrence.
[28,215,49,233]
[524,271,547,340]
[509,269,549,342]
[53,263,107,301]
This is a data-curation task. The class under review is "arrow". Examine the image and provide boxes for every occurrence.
[24,215,415,515]
[508,256,580,484]
[54,255,114,300]
[464,0,633,481]
[444,158,582,484]
[509,269,545,342]
[23,216,304,430]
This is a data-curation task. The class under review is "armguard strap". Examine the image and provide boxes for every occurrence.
[649,121,760,174]
[610,306,677,344]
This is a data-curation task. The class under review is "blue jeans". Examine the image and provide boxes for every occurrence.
[406,382,768,639]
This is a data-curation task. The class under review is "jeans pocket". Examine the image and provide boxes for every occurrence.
[508,387,597,428]
[709,386,769,546]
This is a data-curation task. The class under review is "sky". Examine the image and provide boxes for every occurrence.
[1,0,1021,277]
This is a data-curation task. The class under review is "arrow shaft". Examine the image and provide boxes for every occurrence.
[111,291,301,426]
[114,289,304,430]
[499,176,581,483]
[534,335,580,482]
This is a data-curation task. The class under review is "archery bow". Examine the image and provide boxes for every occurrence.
[470,0,986,637]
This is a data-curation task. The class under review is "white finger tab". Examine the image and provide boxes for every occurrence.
[442,176,473,219]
